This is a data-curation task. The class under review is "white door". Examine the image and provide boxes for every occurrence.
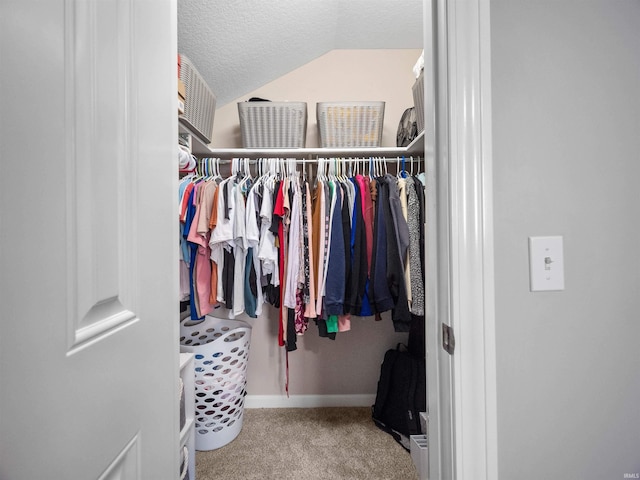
[0,1,179,479]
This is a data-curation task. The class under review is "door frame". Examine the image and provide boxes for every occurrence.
[425,0,498,478]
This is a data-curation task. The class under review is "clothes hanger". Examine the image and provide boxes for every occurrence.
[398,155,407,179]
[236,158,248,192]
[288,158,295,179]
[255,158,265,188]
[265,158,273,186]
[215,157,222,181]
[244,157,251,180]
[191,158,203,183]
[331,158,338,182]
[316,157,324,184]
[206,158,214,181]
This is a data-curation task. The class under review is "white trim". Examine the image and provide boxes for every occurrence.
[446,0,498,479]
[425,0,456,479]
[244,394,376,409]
[478,1,499,477]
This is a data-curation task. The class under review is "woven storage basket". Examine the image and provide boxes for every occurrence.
[412,70,425,133]
[179,54,217,144]
[238,101,307,148]
[180,316,252,451]
[317,101,385,148]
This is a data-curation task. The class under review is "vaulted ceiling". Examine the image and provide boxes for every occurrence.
[178,0,423,107]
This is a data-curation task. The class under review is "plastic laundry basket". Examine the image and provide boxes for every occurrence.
[179,316,252,451]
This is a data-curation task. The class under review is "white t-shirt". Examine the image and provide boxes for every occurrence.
[284,178,302,309]
[209,176,236,303]
[258,178,279,285]
[232,181,247,317]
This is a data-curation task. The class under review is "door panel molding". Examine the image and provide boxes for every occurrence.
[69,299,139,355]
[64,0,139,353]
[98,433,140,480]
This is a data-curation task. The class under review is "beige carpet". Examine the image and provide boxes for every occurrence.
[195,407,419,480]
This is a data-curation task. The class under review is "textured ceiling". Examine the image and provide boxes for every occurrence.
[178,0,423,107]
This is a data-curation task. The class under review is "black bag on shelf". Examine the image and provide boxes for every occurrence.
[372,343,426,451]
[396,107,419,147]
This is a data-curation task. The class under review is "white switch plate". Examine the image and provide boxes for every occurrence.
[528,236,564,291]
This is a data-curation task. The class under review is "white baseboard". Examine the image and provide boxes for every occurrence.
[244,394,376,409]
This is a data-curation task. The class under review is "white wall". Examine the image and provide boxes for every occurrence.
[211,49,423,400]
[211,49,422,148]
[491,1,640,478]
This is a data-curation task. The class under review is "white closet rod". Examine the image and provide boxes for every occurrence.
[202,147,416,160]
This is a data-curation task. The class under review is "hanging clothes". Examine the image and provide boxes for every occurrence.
[178,156,426,338]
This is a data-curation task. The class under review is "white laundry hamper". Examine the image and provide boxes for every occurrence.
[180,316,252,451]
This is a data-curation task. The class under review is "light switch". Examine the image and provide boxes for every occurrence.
[528,236,565,291]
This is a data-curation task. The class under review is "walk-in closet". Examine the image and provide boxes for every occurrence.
[176,1,430,479]
[11,1,639,479]
[176,0,500,476]
[2,0,498,478]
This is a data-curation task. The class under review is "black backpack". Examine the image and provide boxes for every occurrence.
[372,343,426,450]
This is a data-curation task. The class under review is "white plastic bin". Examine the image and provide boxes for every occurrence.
[238,101,307,148]
[410,434,429,480]
[180,316,252,451]
[412,70,425,133]
[316,101,385,147]
[179,55,217,144]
